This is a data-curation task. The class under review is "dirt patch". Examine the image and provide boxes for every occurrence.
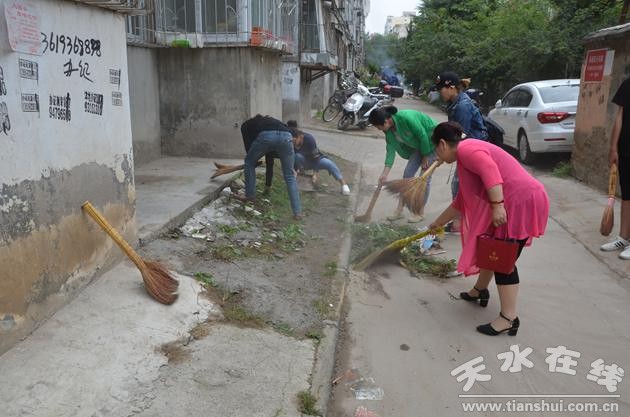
[159,341,191,364]
[141,157,357,338]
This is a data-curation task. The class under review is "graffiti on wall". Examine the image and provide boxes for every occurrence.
[63,58,93,83]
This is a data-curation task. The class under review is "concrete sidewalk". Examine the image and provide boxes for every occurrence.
[135,156,241,241]
[0,156,317,417]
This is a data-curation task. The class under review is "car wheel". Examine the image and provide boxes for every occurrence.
[518,131,536,165]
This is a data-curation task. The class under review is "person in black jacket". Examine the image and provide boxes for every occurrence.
[602,77,630,258]
[241,115,302,219]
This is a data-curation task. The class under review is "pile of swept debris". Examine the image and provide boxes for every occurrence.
[351,223,458,278]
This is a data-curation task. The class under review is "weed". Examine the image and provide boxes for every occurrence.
[305,330,325,341]
[324,261,337,277]
[552,161,572,178]
[223,305,265,327]
[211,245,244,261]
[399,248,457,278]
[194,272,216,287]
[297,391,321,416]
[313,298,335,320]
[273,322,295,337]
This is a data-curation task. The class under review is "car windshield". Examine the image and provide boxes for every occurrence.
[538,84,579,103]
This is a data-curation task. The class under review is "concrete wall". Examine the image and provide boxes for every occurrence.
[572,29,630,192]
[128,46,161,165]
[159,47,283,159]
[281,60,301,123]
[0,1,135,355]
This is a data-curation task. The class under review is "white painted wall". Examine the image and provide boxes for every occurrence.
[0,0,133,186]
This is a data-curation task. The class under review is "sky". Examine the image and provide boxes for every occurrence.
[365,0,422,34]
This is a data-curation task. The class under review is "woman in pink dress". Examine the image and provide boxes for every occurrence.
[428,122,549,336]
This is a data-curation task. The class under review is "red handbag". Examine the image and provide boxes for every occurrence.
[476,233,519,274]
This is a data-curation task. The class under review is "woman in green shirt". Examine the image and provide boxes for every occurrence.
[369,106,438,222]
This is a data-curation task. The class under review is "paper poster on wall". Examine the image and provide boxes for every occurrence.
[4,0,41,55]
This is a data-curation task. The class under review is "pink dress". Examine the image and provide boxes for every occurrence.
[452,140,549,276]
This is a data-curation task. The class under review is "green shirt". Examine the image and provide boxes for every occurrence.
[384,110,438,168]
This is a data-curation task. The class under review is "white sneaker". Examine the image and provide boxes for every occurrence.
[600,237,630,252]
[620,247,630,260]
[341,184,351,196]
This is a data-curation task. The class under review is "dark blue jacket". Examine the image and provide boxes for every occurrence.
[447,92,488,140]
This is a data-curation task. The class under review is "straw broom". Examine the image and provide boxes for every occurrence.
[211,161,263,179]
[354,227,444,271]
[82,202,178,304]
[384,160,443,215]
[600,164,618,236]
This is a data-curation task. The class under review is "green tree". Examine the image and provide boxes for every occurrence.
[394,0,623,106]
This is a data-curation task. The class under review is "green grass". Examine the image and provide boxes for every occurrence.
[324,261,337,277]
[297,391,321,416]
[273,322,295,337]
[194,272,216,287]
[351,223,417,263]
[217,223,252,237]
[211,245,245,261]
[223,305,265,326]
[552,161,572,178]
[313,298,335,320]
[305,329,325,341]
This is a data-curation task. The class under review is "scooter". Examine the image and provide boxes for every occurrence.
[337,85,392,131]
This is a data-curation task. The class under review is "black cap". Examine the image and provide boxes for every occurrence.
[435,71,460,89]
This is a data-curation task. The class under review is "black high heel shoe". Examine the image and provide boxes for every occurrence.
[477,312,520,336]
[460,286,490,307]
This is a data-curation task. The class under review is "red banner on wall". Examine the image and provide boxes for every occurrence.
[584,49,608,83]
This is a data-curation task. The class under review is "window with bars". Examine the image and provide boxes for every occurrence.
[128,0,297,51]
[301,0,319,51]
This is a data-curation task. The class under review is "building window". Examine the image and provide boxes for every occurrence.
[159,0,197,32]
[301,0,319,51]
[202,0,238,33]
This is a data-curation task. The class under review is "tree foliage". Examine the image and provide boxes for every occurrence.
[386,0,623,104]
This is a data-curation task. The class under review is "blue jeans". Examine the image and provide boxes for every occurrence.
[404,150,437,207]
[294,154,343,182]
[244,130,301,215]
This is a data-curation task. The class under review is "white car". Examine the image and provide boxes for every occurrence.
[488,79,580,164]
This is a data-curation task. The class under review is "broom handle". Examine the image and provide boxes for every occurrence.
[365,184,382,215]
[420,160,443,180]
[609,164,618,197]
[81,201,146,270]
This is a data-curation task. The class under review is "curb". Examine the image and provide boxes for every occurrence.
[310,160,363,416]
[303,123,382,140]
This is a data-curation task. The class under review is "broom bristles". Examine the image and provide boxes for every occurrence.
[143,261,179,305]
[384,177,429,215]
[600,198,615,237]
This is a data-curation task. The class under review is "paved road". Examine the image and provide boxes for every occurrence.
[308,98,630,417]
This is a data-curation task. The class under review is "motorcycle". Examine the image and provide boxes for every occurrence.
[337,84,393,131]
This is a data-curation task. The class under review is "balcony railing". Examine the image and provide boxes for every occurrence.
[125,0,297,53]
